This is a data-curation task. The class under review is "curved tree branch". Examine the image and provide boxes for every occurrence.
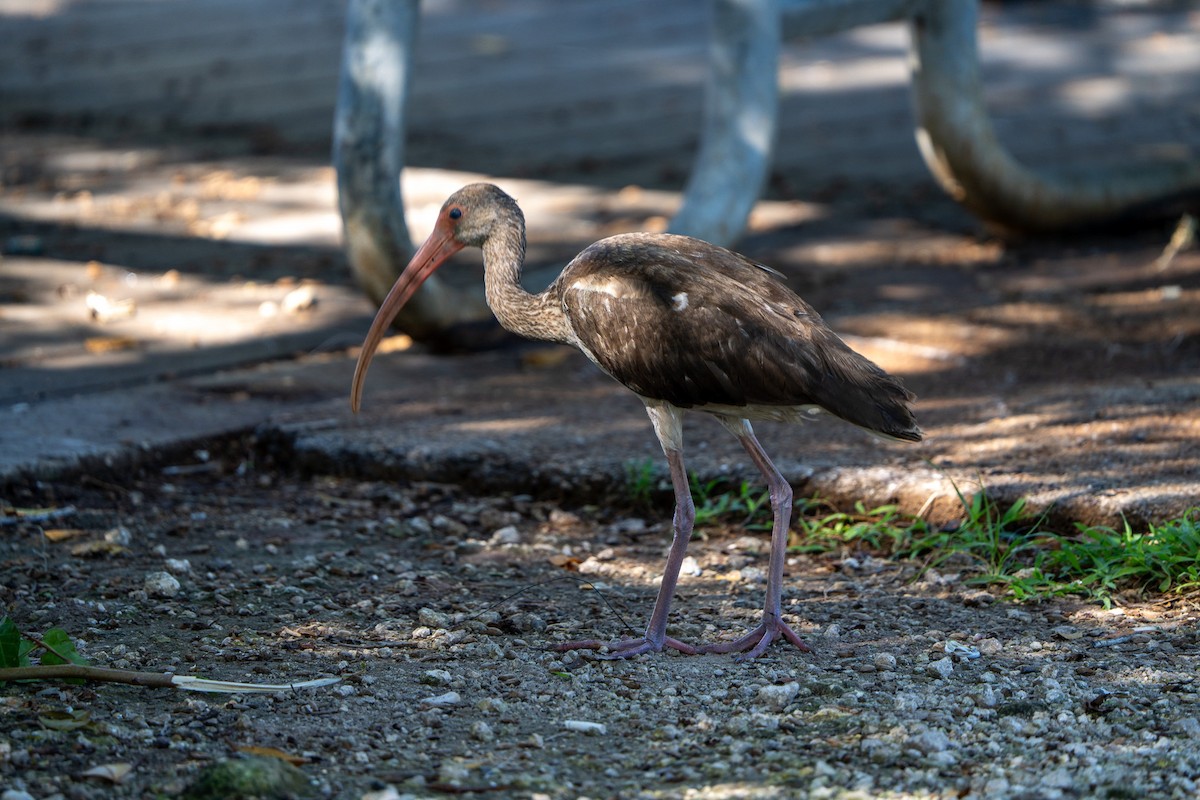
[669,0,780,246]
[334,0,501,348]
[908,0,1200,233]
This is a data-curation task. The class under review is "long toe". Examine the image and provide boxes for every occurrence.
[698,616,811,661]
[556,636,697,659]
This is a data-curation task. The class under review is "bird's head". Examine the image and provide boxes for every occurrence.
[437,182,523,248]
[349,183,522,413]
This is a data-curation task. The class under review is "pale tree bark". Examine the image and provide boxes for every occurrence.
[335,0,1200,348]
[334,0,499,348]
[668,0,780,245]
[908,0,1200,233]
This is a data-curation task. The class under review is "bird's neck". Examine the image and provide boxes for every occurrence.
[482,224,574,345]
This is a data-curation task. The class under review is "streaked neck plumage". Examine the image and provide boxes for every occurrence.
[481,210,575,345]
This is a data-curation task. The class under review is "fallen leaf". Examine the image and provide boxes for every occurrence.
[315,493,372,509]
[520,346,573,368]
[84,336,138,354]
[235,744,310,766]
[0,505,76,525]
[548,554,581,570]
[70,540,127,557]
[39,709,91,731]
[85,291,136,322]
[372,334,412,355]
[281,285,317,314]
[43,528,88,542]
[80,762,132,784]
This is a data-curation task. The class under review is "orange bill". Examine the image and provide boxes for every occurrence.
[350,223,465,412]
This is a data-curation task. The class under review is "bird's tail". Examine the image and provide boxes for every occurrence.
[814,336,923,443]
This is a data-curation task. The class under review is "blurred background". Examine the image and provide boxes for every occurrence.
[0,0,1197,523]
[3,1,1196,193]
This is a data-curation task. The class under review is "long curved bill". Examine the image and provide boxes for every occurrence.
[350,225,465,412]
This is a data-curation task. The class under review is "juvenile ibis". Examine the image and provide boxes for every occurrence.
[351,183,922,660]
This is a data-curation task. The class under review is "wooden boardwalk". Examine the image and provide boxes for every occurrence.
[1,0,1197,193]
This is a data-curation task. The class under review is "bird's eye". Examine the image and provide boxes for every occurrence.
[448,207,462,220]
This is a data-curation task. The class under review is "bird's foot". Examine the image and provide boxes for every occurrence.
[555,635,697,659]
[698,615,812,661]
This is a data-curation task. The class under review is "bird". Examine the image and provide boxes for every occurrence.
[351,183,922,660]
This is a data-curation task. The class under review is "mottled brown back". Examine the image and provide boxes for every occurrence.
[558,233,921,441]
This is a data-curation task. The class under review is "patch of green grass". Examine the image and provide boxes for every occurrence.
[1042,511,1200,606]
[622,458,658,509]
[620,459,772,529]
[800,485,1200,606]
[619,460,1200,606]
[900,486,1062,598]
[791,500,924,553]
[688,474,771,530]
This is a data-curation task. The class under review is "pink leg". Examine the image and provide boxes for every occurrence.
[556,447,697,658]
[698,420,811,661]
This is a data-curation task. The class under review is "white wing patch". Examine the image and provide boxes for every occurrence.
[569,275,627,298]
[671,292,689,311]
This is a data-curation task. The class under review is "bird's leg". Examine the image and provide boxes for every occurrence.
[556,405,697,658]
[699,419,811,661]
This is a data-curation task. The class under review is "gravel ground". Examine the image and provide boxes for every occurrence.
[3,2,1199,793]
[3,441,1199,800]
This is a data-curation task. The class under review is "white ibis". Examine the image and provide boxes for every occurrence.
[351,183,921,660]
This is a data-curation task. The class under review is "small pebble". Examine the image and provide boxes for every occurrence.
[1042,767,1074,789]
[549,509,581,528]
[756,682,800,711]
[165,558,192,575]
[418,608,451,629]
[421,669,453,686]
[476,697,508,714]
[105,526,133,546]
[563,720,606,734]
[509,612,546,632]
[911,728,952,754]
[438,760,471,785]
[944,640,980,660]
[281,285,316,314]
[421,691,461,707]
[144,571,181,598]
[961,590,995,607]
[873,653,898,672]
[977,638,1003,656]
[926,657,954,679]
[1053,625,1082,641]
[471,721,494,742]
[490,525,521,545]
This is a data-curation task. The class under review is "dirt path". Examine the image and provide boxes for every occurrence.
[3,445,1199,799]
[2,12,1199,789]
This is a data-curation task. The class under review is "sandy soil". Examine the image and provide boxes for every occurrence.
[1,131,1199,799]
[2,445,1199,799]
